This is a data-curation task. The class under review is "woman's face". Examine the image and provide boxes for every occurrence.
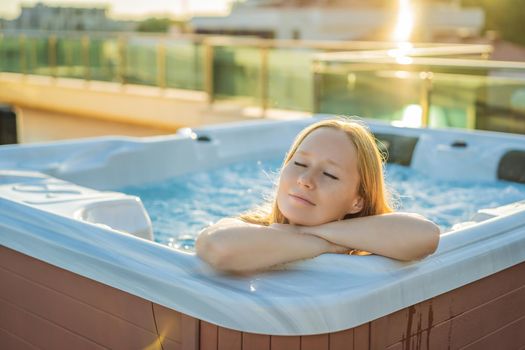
[277,127,363,226]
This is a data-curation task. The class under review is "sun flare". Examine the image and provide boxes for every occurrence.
[393,0,414,42]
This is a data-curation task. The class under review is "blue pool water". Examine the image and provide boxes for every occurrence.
[119,158,525,250]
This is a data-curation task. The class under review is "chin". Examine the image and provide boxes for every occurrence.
[277,197,322,226]
[287,211,339,226]
[280,209,306,226]
[282,210,320,226]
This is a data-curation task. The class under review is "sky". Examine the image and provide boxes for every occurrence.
[0,0,235,20]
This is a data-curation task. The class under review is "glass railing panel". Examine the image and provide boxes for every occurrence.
[87,37,119,82]
[445,70,525,134]
[214,40,490,111]
[423,69,482,129]
[165,40,204,91]
[315,66,422,124]
[0,35,22,73]
[24,37,49,75]
[213,45,261,103]
[398,63,525,133]
[267,48,315,111]
[314,57,525,134]
[125,36,158,86]
[55,37,86,79]
[4,32,512,131]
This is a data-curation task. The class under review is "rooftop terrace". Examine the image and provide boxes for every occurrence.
[1,31,525,143]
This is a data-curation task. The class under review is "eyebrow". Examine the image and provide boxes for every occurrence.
[296,150,343,169]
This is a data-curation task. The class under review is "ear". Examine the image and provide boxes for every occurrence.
[347,196,364,214]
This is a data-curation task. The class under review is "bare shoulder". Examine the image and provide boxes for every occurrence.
[387,212,431,221]
[401,212,428,218]
[197,218,262,239]
[214,218,253,227]
[196,218,249,244]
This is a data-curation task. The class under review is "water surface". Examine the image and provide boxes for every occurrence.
[119,158,525,250]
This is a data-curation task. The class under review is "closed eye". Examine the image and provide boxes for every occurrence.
[323,172,339,180]
[294,161,338,180]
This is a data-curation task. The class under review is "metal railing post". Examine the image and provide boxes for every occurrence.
[48,34,57,78]
[312,61,323,114]
[117,35,127,85]
[81,35,90,81]
[419,71,433,128]
[194,41,200,90]
[30,38,37,74]
[19,34,27,75]
[259,44,269,117]
[0,33,3,72]
[157,41,166,89]
[204,41,214,105]
[466,103,476,130]
[66,36,73,77]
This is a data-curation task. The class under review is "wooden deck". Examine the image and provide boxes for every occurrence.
[0,73,310,144]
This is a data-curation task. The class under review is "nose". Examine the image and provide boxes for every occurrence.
[297,171,315,189]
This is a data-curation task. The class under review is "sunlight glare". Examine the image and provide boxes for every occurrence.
[394,71,411,79]
[387,41,414,58]
[393,0,414,42]
[396,56,413,65]
[392,104,422,128]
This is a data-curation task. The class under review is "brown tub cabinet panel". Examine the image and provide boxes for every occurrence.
[200,321,218,350]
[462,315,525,350]
[444,285,525,348]
[329,329,355,350]
[0,328,39,350]
[0,264,162,349]
[0,246,157,332]
[2,245,525,350]
[370,317,388,350]
[0,246,165,349]
[301,334,329,350]
[374,261,525,347]
[354,323,370,349]
[373,262,525,350]
[0,298,107,350]
[153,303,182,343]
[181,314,200,350]
[161,337,183,350]
[270,335,301,350]
[242,333,270,350]
[386,311,525,350]
[218,326,242,350]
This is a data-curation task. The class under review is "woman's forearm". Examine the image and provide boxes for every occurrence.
[195,224,337,273]
[299,213,440,261]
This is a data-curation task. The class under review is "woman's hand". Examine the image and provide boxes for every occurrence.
[292,213,440,261]
[327,243,352,254]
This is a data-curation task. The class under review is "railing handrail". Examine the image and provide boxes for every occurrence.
[2,30,524,131]
[314,44,493,61]
[314,54,525,72]
[0,28,491,53]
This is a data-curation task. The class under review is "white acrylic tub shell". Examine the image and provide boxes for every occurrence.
[1,117,524,335]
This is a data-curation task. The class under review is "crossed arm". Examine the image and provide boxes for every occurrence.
[195,213,440,274]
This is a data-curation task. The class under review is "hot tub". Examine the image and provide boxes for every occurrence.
[1,117,524,350]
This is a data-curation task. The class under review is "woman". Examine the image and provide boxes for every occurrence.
[196,118,440,273]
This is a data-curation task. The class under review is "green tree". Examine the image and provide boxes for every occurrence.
[136,17,173,33]
[461,0,525,46]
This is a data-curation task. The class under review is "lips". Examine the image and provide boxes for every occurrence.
[289,193,316,206]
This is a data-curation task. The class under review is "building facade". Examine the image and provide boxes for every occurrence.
[191,0,484,41]
[4,2,135,32]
